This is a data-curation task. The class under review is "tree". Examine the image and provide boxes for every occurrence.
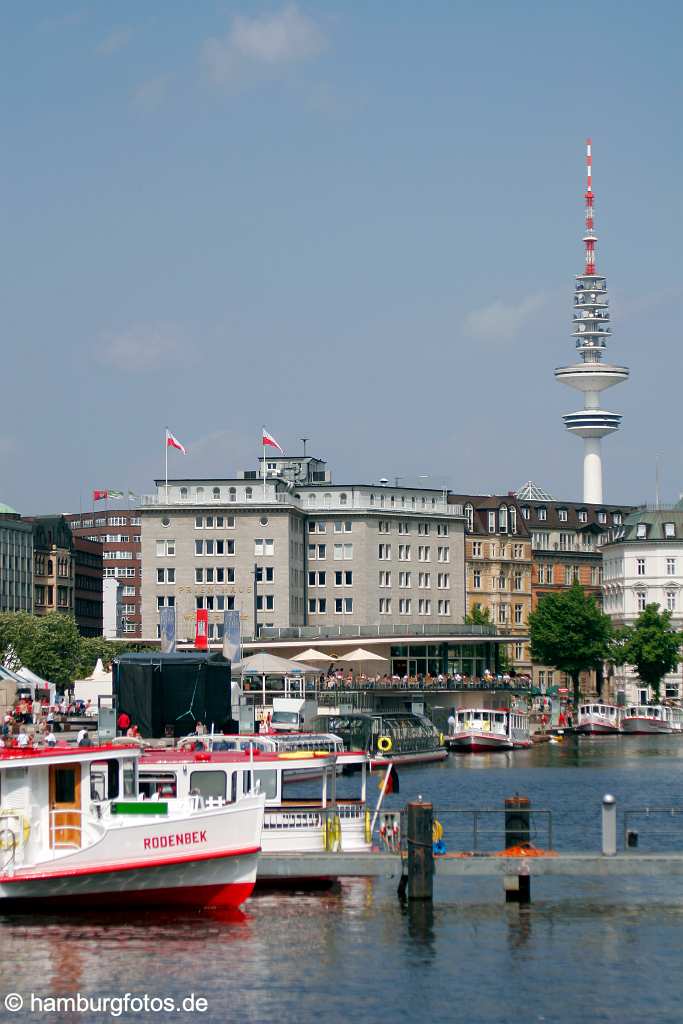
[464,605,492,626]
[528,582,613,707]
[614,604,682,702]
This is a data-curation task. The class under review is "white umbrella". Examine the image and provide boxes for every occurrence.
[336,648,388,664]
[295,648,337,663]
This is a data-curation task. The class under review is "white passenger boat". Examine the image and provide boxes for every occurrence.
[445,707,532,752]
[621,705,674,734]
[576,703,622,735]
[139,749,372,875]
[0,743,264,911]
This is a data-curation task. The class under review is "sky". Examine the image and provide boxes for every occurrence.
[1,1,682,513]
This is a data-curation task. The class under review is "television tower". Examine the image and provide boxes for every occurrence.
[555,140,628,504]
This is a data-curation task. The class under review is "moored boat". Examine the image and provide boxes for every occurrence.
[312,711,447,767]
[445,706,532,753]
[621,705,673,734]
[0,743,264,911]
[576,703,622,735]
[139,749,372,875]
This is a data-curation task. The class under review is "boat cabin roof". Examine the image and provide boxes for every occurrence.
[140,749,367,771]
[0,743,140,769]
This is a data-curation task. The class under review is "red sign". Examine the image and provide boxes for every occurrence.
[144,830,207,850]
[195,609,209,650]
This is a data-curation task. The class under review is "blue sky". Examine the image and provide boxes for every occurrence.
[2,2,681,512]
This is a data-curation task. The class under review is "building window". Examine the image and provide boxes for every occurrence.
[437,573,449,589]
[636,558,646,576]
[379,571,391,587]
[156,568,175,584]
[418,546,431,562]
[498,506,508,532]
[254,539,274,556]
[334,520,352,533]
[399,571,411,588]
[667,558,676,576]
[335,570,353,586]
[465,504,474,531]
[418,523,430,536]
[308,544,326,560]
[472,570,481,590]
[514,642,524,660]
[664,522,676,538]
[378,544,391,560]
[666,591,677,612]
[156,539,175,557]
[399,598,411,615]
[379,597,391,614]
[398,544,411,561]
[419,572,431,588]
[597,511,607,524]
[637,524,647,539]
[578,510,587,523]
[398,522,409,535]
[521,506,530,520]
[472,541,482,557]
[637,591,647,611]
[229,487,236,502]
[437,599,450,616]
[613,512,622,525]
[334,544,353,560]
[488,511,496,533]
[437,546,449,562]
[558,508,568,522]
[379,521,390,534]
[513,571,523,591]
[538,507,547,521]
[498,604,508,624]
[514,603,523,625]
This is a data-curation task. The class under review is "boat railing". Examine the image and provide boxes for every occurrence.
[49,809,84,850]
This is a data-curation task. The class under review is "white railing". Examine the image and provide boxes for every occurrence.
[139,491,460,517]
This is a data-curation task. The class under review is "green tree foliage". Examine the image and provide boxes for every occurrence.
[614,604,682,702]
[528,582,613,706]
[464,605,492,625]
[0,612,154,692]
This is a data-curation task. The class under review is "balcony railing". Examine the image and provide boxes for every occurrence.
[139,491,461,517]
[256,623,497,641]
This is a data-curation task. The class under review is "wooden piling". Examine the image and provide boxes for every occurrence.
[406,800,434,901]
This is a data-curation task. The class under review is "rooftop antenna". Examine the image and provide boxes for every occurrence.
[300,438,309,457]
[655,454,661,509]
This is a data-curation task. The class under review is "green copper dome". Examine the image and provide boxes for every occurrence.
[0,502,18,515]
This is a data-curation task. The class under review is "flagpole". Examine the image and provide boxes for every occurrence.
[262,429,266,502]
[165,427,168,505]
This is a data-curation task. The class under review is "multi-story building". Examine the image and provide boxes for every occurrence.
[28,516,103,637]
[450,494,532,673]
[602,507,683,703]
[0,502,33,613]
[514,482,633,692]
[31,516,75,619]
[139,456,466,645]
[66,509,142,636]
[73,537,104,637]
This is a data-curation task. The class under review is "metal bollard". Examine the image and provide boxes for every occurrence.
[602,794,617,856]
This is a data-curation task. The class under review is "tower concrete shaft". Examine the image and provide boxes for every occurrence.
[554,139,628,504]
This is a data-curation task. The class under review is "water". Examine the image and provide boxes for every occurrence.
[3,737,683,1024]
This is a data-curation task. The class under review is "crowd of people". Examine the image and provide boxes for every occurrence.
[0,693,99,750]
[315,670,534,691]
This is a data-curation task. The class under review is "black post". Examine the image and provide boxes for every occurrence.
[407,800,434,901]
[504,795,530,848]
[253,562,259,639]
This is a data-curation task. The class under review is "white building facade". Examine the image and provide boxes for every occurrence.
[602,508,683,702]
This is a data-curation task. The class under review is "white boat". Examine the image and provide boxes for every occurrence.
[139,749,372,875]
[446,707,532,752]
[0,742,264,911]
[621,705,674,734]
[576,703,622,735]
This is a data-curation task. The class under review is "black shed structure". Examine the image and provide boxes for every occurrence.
[113,652,232,738]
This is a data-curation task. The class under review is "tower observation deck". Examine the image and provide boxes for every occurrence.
[555,140,628,505]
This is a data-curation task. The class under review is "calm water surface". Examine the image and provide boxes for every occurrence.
[3,737,683,1024]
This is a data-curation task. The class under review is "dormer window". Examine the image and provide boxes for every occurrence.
[498,505,508,533]
[521,506,530,520]
[613,512,622,525]
[597,511,607,524]
[558,508,568,523]
[465,504,474,532]
[538,507,547,522]
[578,510,587,523]
[488,511,496,533]
[510,507,517,534]
[636,524,647,539]
[664,522,676,538]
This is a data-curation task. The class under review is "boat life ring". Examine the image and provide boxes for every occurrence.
[0,810,30,848]
[377,736,393,754]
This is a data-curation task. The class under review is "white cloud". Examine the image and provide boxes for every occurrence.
[96,27,133,56]
[96,324,184,373]
[463,293,546,343]
[201,5,326,87]
[132,74,173,113]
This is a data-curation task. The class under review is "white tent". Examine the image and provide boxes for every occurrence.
[336,648,388,663]
[240,652,316,705]
[73,658,113,705]
[15,666,56,703]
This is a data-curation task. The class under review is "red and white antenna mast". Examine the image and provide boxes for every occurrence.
[584,137,596,275]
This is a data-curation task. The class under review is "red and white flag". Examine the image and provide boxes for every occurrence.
[166,430,186,454]
[262,428,283,453]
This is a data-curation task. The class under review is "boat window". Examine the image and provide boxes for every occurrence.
[138,772,177,798]
[253,770,278,800]
[122,759,137,798]
[90,766,107,802]
[190,771,227,801]
[54,767,76,804]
